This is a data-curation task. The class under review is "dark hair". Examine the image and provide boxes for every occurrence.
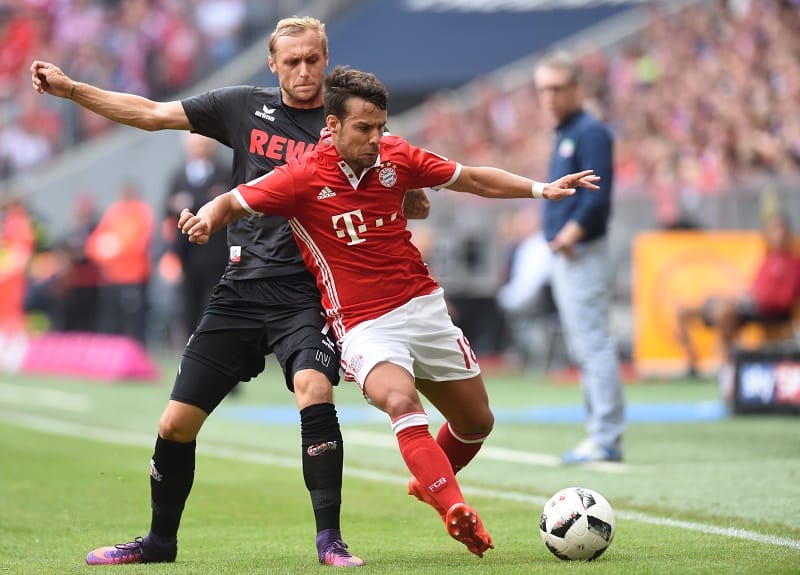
[324,65,388,119]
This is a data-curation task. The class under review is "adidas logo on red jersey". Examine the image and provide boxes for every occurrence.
[317,186,336,200]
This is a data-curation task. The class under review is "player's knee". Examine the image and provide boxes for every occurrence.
[293,369,334,408]
[158,409,204,443]
[458,409,494,437]
[477,410,495,436]
[158,419,190,442]
[380,391,424,420]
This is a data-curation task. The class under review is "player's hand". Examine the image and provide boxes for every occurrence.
[30,61,73,98]
[544,170,600,202]
[179,208,210,245]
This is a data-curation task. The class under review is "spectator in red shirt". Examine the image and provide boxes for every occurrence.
[676,213,800,376]
[0,194,36,332]
[85,179,154,343]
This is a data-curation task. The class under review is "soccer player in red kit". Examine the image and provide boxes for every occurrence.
[180,66,599,557]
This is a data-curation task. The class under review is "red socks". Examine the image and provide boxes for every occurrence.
[436,422,488,473]
[393,413,463,512]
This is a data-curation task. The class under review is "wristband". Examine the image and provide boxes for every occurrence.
[531,181,546,199]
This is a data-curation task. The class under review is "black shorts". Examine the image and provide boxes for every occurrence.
[170,273,340,413]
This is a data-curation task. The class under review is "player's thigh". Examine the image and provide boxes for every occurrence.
[174,311,269,414]
[408,290,481,379]
[189,281,275,383]
[340,313,421,417]
[363,361,422,418]
[170,350,243,415]
[271,307,341,403]
[416,375,493,434]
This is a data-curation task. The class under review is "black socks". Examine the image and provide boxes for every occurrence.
[300,403,344,534]
[145,405,342,541]
[148,436,196,539]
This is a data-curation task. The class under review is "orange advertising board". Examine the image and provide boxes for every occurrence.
[632,231,767,377]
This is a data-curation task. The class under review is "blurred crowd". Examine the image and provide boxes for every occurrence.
[0,0,308,346]
[0,181,155,342]
[0,132,230,349]
[0,0,306,179]
[1,0,799,352]
[411,0,800,227]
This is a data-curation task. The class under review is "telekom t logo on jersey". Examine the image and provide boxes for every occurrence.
[332,209,398,245]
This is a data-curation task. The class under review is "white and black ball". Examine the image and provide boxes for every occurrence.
[539,486,616,561]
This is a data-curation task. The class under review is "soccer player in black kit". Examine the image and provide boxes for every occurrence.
[31,16,429,568]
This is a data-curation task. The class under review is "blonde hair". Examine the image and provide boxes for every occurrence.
[268,16,328,57]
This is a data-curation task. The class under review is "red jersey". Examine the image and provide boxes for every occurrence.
[750,250,800,315]
[85,198,154,285]
[234,134,461,338]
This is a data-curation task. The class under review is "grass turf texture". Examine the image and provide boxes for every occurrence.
[1,356,799,574]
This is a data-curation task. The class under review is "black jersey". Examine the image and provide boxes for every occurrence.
[181,86,324,280]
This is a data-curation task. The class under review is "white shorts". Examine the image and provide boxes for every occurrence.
[340,288,481,388]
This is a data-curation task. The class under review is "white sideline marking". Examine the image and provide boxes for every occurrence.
[0,382,91,412]
[343,429,631,473]
[2,410,799,551]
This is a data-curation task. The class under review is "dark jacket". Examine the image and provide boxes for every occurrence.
[543,109,614,243]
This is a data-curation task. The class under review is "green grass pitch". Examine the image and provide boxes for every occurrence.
[1,354,798,574]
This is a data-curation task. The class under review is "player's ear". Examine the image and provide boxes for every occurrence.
[268,56,277,75]
[326,115,339,134]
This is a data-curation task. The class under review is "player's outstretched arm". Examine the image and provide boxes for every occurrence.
[449,166,599,201]
[179,192,248,245]
[402,188,430,219]
[30,60,191,131]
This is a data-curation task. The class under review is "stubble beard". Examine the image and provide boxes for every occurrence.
[283,84,322,109]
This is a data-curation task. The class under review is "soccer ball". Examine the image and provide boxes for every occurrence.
[539,486,616,561]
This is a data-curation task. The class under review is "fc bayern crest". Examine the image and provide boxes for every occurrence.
[378,164,397,188]
[348,354,365,374]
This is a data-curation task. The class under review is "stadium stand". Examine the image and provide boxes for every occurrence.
[2,0,799,365]
[0,0,316,177]
[392,0,800,359]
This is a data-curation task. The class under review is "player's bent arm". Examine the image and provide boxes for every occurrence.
[402,188,430,219]
[449,166,599,201]
[31,60,191,131]
[180,192,248,245]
